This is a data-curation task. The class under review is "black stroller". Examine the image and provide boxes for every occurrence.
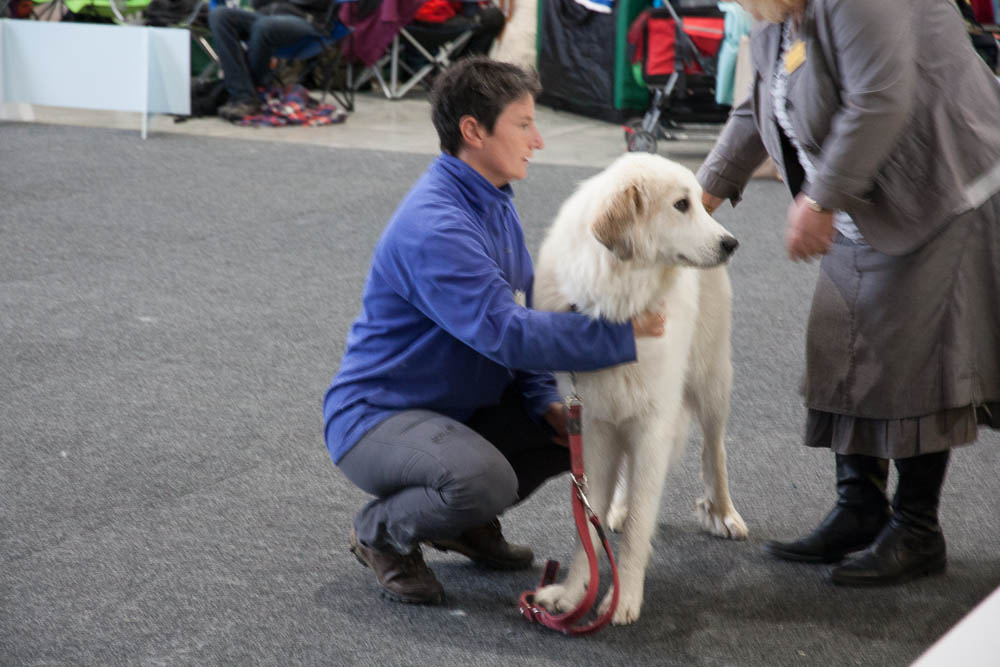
[624,0,728,153]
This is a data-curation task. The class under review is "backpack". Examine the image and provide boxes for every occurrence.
[189,79,229,118]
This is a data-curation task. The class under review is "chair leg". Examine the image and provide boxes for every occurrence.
[328,56,355,112]
[318,44,354,111]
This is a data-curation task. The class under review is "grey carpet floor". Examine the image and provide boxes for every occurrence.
[2,122,998,667]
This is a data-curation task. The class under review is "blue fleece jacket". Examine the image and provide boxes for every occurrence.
[323,154,636,464]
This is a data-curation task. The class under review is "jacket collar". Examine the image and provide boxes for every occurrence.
[750,19,781,76]
[435,153,515,211]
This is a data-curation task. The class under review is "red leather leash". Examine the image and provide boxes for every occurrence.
[518,396,620,635]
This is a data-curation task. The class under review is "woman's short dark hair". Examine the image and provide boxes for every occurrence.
[429,57,542,156]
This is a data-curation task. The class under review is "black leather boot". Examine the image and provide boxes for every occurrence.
[832,450,949,586]
[764,454,890,563]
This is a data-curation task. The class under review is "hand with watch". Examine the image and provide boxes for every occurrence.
[786,192,835,262]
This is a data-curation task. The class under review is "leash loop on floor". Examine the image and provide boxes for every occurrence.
[518,396,620,635]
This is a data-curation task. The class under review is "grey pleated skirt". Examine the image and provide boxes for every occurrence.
[803,193,1000,459]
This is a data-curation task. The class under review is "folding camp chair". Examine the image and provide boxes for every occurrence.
[272,3,355,110]
[29,0,66,20]
[345,0,493,100]
[356,26,473,98]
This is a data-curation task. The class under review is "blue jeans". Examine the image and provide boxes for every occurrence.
[208,7,321,103]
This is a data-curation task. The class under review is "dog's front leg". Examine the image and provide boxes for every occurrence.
[597,420,675,625]
[534,418,621,614]
[689,375,748,540]
[605,460,630,532]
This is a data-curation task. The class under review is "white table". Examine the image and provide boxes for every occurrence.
[0,19,189,137]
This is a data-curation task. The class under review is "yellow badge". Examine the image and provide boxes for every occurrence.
[784,39,806,74]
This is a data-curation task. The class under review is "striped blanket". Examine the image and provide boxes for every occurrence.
[239,84,348,127]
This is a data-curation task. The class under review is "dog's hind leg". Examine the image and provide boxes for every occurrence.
[688,365,748,540]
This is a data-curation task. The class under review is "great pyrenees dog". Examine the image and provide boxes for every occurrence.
[532,152,748,625]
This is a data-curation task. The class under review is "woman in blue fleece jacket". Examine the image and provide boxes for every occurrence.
[324,57,664,605]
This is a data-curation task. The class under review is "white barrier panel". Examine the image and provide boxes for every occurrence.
[0,19,190,137]
[912,585,1000,667]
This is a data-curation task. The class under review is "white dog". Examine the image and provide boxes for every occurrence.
[532,152,748,625]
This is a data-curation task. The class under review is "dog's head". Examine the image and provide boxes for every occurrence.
[590,154,738,268]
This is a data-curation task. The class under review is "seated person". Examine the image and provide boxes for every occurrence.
[407,0,506,64]
[208,0,336,120]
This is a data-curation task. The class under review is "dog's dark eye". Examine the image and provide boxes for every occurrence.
[674,198,690,213]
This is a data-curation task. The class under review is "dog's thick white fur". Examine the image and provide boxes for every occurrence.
[531,153,748,625]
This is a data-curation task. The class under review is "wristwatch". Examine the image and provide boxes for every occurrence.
[804,195,832,214]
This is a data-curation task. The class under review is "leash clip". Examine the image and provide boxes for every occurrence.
[572,475,596,517]
[567,371,582,406]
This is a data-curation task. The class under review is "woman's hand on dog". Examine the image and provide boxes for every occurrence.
[542,309,667,448]
[544,402,569,448]
[632,309,667,338]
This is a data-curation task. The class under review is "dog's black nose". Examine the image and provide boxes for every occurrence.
[720,236,739,256]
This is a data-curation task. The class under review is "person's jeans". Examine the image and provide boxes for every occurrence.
[208,7,321,102]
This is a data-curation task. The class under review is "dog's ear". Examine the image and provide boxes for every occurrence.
[591,183,645,261]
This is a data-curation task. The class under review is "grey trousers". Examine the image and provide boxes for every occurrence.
[337,388,570,554]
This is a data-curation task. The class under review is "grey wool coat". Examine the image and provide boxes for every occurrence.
[696,0,1000,452]
[697,0,1000,257]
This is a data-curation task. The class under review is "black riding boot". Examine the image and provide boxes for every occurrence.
[764,454,890,563]
[832,450,949,586]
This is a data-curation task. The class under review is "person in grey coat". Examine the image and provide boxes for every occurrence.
[698,0,1000,586]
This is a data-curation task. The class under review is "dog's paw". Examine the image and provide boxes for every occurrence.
[695,496,749,540]
[606,500,629,533]
[598,586,642,625]
[534,582,586,613]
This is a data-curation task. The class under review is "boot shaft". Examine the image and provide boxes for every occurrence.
[891,450,950,533]
[835,454,889,510]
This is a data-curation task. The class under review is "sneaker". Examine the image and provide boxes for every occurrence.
[429,518,533,570]
[217,98,262,121]
[349,530,445,605]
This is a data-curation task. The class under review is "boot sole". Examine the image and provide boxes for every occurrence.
[428,541,533,571]
[831,557,947,587]
[762,541,862,564]
[349,545,445,605]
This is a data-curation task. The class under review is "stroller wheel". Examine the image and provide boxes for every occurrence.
[623,118,644,142]
[627,129,657,154]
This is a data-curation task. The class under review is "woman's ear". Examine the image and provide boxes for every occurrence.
[458,115,485,150]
